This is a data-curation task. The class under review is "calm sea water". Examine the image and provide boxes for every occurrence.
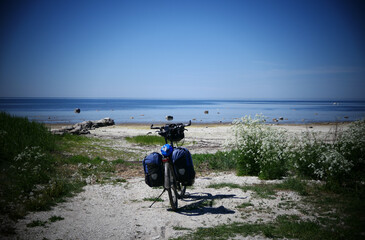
[1,98,365,124]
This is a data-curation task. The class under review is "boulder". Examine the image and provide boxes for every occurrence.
[166,115,173,121]
[74,108,81,113]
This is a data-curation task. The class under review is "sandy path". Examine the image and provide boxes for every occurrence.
[14,173,308,240]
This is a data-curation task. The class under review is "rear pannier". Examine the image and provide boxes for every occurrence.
[143,152,164,187]
[172,147,195,186]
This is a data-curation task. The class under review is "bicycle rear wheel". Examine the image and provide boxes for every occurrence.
[165,163,178,211]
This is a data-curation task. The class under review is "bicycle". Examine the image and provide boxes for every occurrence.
[149,120,192,211]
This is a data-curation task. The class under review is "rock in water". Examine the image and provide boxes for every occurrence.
[74,108,81,113]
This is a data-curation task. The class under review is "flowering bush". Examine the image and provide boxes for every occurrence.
[232,115,289,179]
[9,146,52,193]
[231,115,365,190]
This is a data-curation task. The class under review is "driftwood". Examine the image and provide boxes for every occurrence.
[51,118,115,135]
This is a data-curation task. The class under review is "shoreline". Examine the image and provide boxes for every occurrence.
[45,120,353,129]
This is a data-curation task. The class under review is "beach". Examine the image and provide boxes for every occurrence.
[47,122,349,157]
[7,122,354,240]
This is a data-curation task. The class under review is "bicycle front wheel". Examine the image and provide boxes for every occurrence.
[165,163,178,211]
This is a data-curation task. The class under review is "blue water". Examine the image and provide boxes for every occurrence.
[1,98,365,124]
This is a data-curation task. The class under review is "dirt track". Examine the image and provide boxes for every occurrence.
[14,173,308,240]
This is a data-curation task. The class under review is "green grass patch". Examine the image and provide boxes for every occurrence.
[207,183,241,189]
[26,220,48,228]
[125,135,166,145]
[49,215,64,222]
[173,214,351,240]
[276,177,309,196]
[192,151,237,171]
[56,133,138,161]
[236,202,254,209]
[173,226,192,231]
[143,197,163,202]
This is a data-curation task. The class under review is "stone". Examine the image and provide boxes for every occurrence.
[165,115,173,121]
[204,111,209,114]
[74,108,81,113]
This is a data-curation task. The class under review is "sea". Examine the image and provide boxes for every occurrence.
[1,98,365,125]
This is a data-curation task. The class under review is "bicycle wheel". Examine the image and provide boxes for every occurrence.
[165,163,178,211]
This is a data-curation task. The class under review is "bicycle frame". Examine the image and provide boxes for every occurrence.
[149,121,191,211]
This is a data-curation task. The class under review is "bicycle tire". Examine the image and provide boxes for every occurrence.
[165,163,178,210]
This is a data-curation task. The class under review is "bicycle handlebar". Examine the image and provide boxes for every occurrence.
[150,120,191,130]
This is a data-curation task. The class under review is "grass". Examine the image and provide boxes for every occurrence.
[236,202,254,208]
[26,220,47,228]
[56,133,138,161]
[143,197,163,202]
[174,213,360,240]
[125,135,166,145]
[173,226,192,231]
[48,215,64,222]
[177,179,365,240]
[26,216,64,228]
[192,151,237,172]
[173,214,333,240]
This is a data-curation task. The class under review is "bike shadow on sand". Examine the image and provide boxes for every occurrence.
[175,192,247,216]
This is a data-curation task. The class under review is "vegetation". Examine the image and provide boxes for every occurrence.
[0,112,128,222]
[173,214,342,240]
[1,111,364,239]
[192,151,237,171]
[125,135,166,145]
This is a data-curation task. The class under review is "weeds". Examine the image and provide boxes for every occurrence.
[236,202,254,208]
[143,197,163,202]
[192,151,237,171]
[125,135,166,145]
[26,220,47,228]
[48,215,64,222]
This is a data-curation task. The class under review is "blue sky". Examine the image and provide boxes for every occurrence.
[1,0,364,100]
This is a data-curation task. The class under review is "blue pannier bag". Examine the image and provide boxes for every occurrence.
[172,147,195,186]
[143,152,164,187]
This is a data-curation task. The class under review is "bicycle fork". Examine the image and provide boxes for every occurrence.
[163,160,171,189]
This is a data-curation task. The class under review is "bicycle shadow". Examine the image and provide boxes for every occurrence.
[176,192,247,216]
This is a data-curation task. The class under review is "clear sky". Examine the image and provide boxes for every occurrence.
[1,0,364,100]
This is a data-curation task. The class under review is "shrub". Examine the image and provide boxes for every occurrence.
[232,115,289,179]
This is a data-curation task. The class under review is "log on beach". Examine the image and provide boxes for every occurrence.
[51,118,115,135]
